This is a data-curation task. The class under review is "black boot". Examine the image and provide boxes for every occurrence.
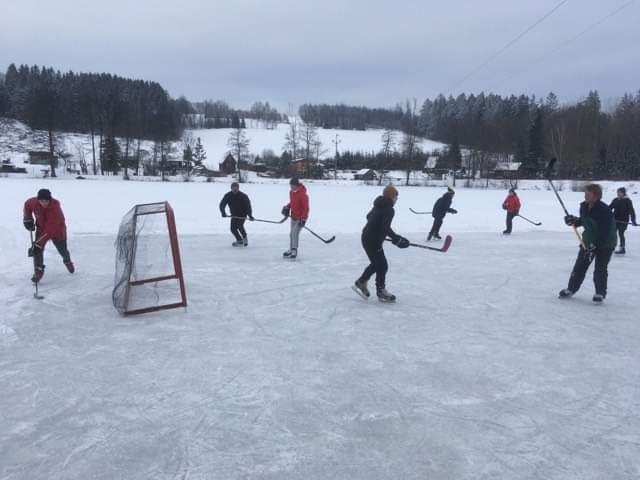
[376,287,396,303]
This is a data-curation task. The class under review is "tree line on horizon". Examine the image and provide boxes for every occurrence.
[1,63,638,180]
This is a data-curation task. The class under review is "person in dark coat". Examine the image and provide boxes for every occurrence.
[609,186,637,255]
[219,182,253,246]
[559,183,617,303]
[353,185,410,303]
[23,188,74,283]
[427,187,457,241]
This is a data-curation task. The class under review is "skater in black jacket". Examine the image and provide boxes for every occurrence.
[609,187,637,255]
[219,182,253,246]
[427,187,457,241]
[353,185,410,303]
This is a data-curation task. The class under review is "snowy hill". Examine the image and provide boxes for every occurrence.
[0,117,445,176]
[1,178,639,479]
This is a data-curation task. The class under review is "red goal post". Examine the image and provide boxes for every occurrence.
[112,201,187,315]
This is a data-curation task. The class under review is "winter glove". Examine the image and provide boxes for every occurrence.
[564,214,580,226]
[23,219,35,231]
[248,215,254,221]
[298,219,306,228]
[502,203,507,211]
[221,212,227,218]
[281,206,290,217]
[449,208,458,214]
[633,220,638,227]
[28,242,42,257]
[392,236,410,248]
[396,237,410,249]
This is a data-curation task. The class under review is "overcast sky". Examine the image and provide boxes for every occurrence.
[2,0,638,110]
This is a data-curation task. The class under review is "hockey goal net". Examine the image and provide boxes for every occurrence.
[112,201,187,315]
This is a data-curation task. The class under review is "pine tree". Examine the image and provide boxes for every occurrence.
[100,136,121,174]
[192,137,207,175]
[522,108,544,178]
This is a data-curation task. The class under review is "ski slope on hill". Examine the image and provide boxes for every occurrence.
[1,178,639,479]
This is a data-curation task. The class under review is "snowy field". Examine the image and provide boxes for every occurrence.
[0,118,445,175]
[1,178,639,479]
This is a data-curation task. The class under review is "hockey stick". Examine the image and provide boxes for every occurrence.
[303,225,336,244]
[516,214,542,226]
[230,215,288,224]
[409,208,432,215]
[544,158,586,249]
[616,220,639,226]
[29,230,44,300]
[385,234,452,252]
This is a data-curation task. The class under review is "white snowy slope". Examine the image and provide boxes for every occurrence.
[1,118,443,174]
[1,178,639,480]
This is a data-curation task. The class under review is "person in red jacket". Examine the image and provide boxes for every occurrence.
[23,188,74,283]
[281,177,309,259]
[502,188,521,235]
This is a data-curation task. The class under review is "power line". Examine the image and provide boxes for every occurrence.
[488,0,636,91]
[536,0,635,61]
[450,0,570,90]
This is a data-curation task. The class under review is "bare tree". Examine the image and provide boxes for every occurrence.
[298,123,320,176]
[283,119,300,161]
[401,99,421,186]
[381,128,396,158]
[181,130,195,179]
[227,127,250,182]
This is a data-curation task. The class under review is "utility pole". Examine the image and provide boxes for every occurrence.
[332,133,341,180]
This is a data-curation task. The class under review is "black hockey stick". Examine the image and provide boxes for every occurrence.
[616,220,639,226]
[385,234,452,252]
[303,225,336,244]
[544,158,586,249]
[29,231,44,300]
[231,215,288,224]
[516,214,542,226]
[409,208,432,215]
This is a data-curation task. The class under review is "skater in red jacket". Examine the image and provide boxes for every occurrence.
[23,188,74,283]
[281,178,309,259]
[502,188,521,234]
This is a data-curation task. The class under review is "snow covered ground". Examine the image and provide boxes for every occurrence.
[0,117,444,176]
[1,178,639,479]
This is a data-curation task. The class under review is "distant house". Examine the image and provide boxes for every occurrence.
[27,151,57,166]
[1,159,27,174]
[291,158,313,175]
[219,153,237,174]
[423,156,450,178]
[492,161,521,179]
[353,169,377,181]
[247,162,268,173]
[164,159,189,175]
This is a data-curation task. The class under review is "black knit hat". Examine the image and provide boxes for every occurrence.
[37,188,52,200]
[617,187,626,195]
[290,177,300,186]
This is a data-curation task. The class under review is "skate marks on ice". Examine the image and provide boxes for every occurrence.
[2,232,640,479]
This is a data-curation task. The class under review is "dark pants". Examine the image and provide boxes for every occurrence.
[505,212,517,233]
[429,217,444,236]
[616,223,627,248]
[230,218,247,241]
[34,238,71,270]
[359,239,388,289]
[567,247,614,297]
